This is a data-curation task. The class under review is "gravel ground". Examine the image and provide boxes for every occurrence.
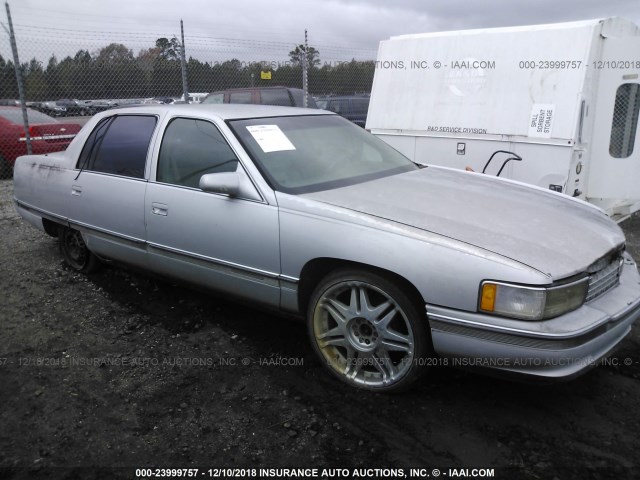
[0,178,639,480]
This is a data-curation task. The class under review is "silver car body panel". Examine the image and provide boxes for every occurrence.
[144,179,281,307]
[12,103,640,381]
[302,166,625,280]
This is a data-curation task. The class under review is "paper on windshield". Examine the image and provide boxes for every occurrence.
[246,125,296,153]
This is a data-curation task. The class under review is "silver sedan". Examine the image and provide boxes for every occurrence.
[13,104,640,392]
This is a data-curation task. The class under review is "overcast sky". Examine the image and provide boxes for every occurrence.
[4,0,640,63]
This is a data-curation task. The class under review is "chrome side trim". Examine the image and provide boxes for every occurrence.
[147,242,299,287]
[69,220,146,246]
[14,198,67,225]
[19,134,77,141]
[17,199,146,247]
[15,198,302,288]
[280,274,300,285]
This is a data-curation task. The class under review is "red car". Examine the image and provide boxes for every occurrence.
[0,106,81,178]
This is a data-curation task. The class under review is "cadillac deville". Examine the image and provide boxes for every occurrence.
[13,104,640,392]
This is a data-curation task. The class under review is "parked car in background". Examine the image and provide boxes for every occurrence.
[30,101,67,117]
[0,106,81,178]
[143,97,175,105]
[56,99,95,116]
[81,100,114,114]
[12,104,640,392]
[0,99,20,107]
[202,87,317,108]
[179,93,208,104]
[318,95,370,127]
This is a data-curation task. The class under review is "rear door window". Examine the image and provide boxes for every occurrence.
[77,115,157,179]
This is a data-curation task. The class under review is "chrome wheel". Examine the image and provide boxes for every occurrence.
[309,270,428,391]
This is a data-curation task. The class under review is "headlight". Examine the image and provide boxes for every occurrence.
[479,278,588,321]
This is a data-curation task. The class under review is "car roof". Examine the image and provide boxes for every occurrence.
[102,103,333,121]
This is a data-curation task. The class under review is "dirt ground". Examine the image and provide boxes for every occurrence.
[0,178,639,480]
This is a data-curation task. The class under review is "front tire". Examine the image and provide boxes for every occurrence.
[58,226,100,273]
[307,269,432,392]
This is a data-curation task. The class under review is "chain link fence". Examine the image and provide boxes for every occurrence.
[0,22,377,110]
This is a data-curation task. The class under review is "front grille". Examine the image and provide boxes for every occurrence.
[586,257,623,302]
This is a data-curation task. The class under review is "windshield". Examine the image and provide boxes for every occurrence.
[229,114,417,194]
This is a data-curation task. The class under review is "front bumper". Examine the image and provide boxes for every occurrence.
[427,252,640,379]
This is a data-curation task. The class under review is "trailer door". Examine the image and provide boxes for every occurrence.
[587,38,640,214]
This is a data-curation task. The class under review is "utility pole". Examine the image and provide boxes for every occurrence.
[302,29,309,108]
[4,1,31,154]
[180,20,189,103]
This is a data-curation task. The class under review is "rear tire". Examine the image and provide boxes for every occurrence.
[307,269,432,392]
[58,226,100,273]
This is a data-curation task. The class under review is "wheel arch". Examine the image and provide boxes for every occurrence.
[42,218,62,237]
[297,257,426,317]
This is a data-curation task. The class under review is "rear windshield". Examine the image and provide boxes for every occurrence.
[0,108,58,124]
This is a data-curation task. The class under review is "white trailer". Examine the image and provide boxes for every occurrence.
[367,18,640,220]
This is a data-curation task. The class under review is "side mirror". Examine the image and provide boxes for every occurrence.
[199,172,240,196]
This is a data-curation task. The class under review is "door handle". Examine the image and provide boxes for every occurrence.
[151,202,168,216]
[71,185,82,196]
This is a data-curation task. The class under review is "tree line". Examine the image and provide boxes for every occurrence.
[0,38,375,101]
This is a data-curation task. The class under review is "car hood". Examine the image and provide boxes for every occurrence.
[301,167,625,279]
